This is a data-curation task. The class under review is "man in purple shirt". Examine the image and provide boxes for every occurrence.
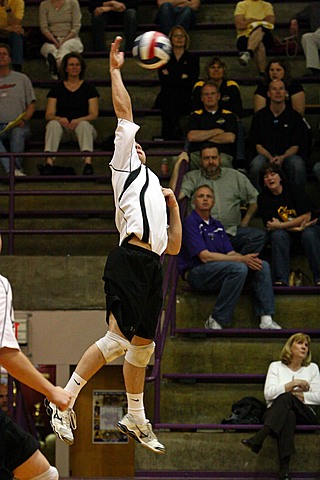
[179,185,280,329]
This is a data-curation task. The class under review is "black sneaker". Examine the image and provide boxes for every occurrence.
[37,163,54,175]
[83,163,94,175]
[47,54,58,79]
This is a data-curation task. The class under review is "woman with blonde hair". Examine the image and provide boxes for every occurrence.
[241,333,320,480]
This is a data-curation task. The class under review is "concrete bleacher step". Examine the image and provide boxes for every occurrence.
[160,336,320,375]
[134,430,320,476]
[175,285,320,328]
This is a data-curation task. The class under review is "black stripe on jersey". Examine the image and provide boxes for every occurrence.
[140,167,150,243]
[118,165,150,244]
[119,165,142,202]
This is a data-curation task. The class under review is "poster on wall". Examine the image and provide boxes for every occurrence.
[92,390,128,444]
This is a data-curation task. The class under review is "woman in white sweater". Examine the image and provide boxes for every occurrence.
[241,332,320,480]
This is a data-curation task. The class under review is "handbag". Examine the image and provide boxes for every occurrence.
[273,35,298,58]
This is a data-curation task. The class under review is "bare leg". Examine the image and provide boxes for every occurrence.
[75,343,105,381]
[247,27,265,51]
[254,41,267,73]
[13,450,50,480]
[108,314,151,394]
[123,335,153,394]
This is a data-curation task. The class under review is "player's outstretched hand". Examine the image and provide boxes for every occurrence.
[47,386,72,411]
[110,36,124,70]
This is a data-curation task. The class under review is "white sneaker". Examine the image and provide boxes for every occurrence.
[45,398,77,445]
[259,319,282,330]
[14,168,26,176]
[117,414,165,454]
[204,316,223,329]
[239,51,250,66]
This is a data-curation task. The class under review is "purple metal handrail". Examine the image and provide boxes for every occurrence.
[0,151,114,253]
[0,150,171,254]
[145,159,189,425]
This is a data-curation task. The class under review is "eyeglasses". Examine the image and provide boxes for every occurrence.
[68,63,81,67]
[172,34,185,38]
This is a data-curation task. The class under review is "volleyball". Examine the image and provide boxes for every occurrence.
[132,31,172,70]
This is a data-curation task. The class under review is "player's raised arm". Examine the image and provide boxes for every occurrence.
[109,36,133,122]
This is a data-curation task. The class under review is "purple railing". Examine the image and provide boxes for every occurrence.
[0,150,175,254]
[145,159,189,424]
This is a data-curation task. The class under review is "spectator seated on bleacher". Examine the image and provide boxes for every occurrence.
[185,80,238,170]
[88,0,137,52]
[249,79,306,191]
[154,25,199,141]
[178,184,280,330]
[290,3,320,77]
[242,332,320,480]
[155,0,200,36]
[192,57,242,117]
[254,59,312,164]
[39,0,83,80]
[170,145,267,255]
[254,58,305,116]
[0,0,24,71]
[234,0,275,78]
[257,162,320,287]
[191,56,246,169]
[39,52,99,176]
[0,43,35,176]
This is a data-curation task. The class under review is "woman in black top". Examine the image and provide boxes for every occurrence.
[254,58,305,115]
[42,52,100,175]
[257,163,320,286]
[155,25,199,140]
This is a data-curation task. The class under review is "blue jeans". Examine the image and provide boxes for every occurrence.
[235,120,246,165]
[155,2,196,35]
[229,226,267,255]
[249,154,307,191]
[313,162,320,183]
[0,32,24,67]
[0,124,31,173]
[92,9,137,51]
[269,226,320,284]
[187,260,275,326]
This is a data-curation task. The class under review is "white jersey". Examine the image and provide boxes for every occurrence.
[109,119,168,256]
[0,275,19,350]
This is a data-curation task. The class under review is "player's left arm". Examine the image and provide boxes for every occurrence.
[163,188,182,255]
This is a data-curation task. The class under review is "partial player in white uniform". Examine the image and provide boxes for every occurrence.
[45,35,182,454]
[0,235,71,480]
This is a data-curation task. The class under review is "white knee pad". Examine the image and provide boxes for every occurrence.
[125,342,155,368]
[32,466,59,480]
[96,331,130,363]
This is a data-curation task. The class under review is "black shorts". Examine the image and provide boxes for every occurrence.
[237,29,274,52]
[102,242,163,341]
[0,409,39,475]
